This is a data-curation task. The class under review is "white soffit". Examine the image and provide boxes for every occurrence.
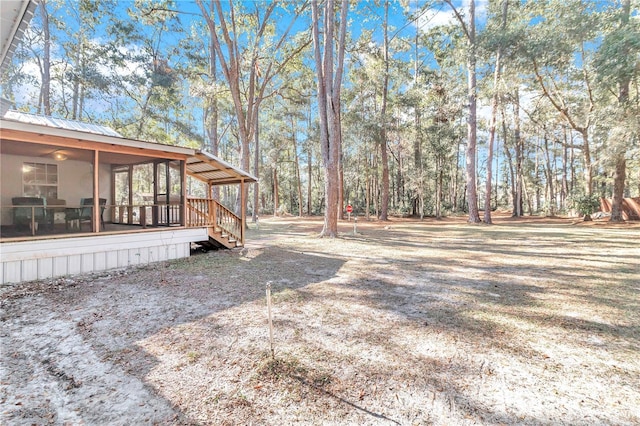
[0,0,38,71]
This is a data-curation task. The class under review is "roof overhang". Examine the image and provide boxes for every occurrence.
[0,114,258,186]
[187,151,258,185]
[1,0,38,73]
[0,116,194,160]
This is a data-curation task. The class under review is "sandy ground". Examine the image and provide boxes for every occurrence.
[1,214,639,425]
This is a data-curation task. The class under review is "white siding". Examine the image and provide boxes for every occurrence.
[37,257,53,279]
[1,228,208,284]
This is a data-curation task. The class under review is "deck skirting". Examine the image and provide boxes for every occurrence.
[0,228,208,284]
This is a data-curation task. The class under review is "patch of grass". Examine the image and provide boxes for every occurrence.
[271,287,303,303]
[186,351,200,363]
[256,353,306,381]
[254,352,334,389]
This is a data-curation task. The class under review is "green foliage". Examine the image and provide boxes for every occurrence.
[5,0,640,220]
[574,194,601,216]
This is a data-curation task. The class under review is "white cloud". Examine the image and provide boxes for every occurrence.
[415,7,456,32]
[410,0,489,34]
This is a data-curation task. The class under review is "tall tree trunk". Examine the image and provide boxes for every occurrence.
[78,71,87,120]
[339,124,345,220]
[40,0,51,116]
[379,0,391,221]
[534,140,541,212]
[72,48,80,119]
[501,107,516,211]
[610,0,631,222]
[135,89,153,139]
[273,165,279,216]
[196,0,306,221]
[532,57,595,197]
[436,158,442,219]
[444,0,479,221]
[206,11,221,202]
[483,64,499,223]
[307,101,313,215]
[543,134,556,216]
[513,95,524,216]
[483,0,508,224]
[252,114,259,217]
[543,135,556,216]
[307,143,312,215]
[452,139,460,211]
[580,129,593,195]
[569,137,575,197]
[365,145,372,220]
[611,157,626,220]
[413,22,422,216]
[465,0,480,222]
[311,0,348,237]
[561,127,569,211]
[366,171,371,220]
[292,116,303,217]
[397,153,404,211]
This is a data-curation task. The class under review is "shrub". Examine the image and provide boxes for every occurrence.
[574,194,601,218]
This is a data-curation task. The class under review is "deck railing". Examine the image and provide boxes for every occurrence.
[112,203,182,227]
[186,197,243,244]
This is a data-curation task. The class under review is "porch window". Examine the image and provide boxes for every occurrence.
[22,162,58,199]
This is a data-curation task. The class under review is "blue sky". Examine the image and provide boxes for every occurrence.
[6,0,495,141]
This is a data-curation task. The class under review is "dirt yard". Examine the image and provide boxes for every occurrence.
[1,215,639,425]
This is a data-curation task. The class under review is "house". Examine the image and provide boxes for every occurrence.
[0,111,257,284]
[0,1,257,284]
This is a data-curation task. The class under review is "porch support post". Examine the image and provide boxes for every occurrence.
[180,159,186,226]
[208,182,215,227]
[110,164,116,227]
[240,179,246,245]
[127,165,133,225]
[152,161,159,227]
[93,150,100,233]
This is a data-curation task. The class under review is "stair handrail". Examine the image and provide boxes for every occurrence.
[186,197,242,244]
[214,201,242,243]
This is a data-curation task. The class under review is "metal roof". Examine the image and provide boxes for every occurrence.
[4,110,123,137]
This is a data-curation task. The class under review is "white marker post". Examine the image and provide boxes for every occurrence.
[266,281,275,359]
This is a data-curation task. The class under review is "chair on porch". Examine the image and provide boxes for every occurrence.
[45,198,66,229]
[12,197,46,234]
[66,198,106,231]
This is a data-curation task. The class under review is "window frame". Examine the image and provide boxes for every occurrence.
[22,162,58,199]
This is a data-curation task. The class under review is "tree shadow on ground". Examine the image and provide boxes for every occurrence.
[0,247,345,425]
[286,223,639,424]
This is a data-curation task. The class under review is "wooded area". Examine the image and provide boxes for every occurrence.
[3,0,639,228]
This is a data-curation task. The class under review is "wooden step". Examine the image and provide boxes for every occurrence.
[205,228,237,249]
